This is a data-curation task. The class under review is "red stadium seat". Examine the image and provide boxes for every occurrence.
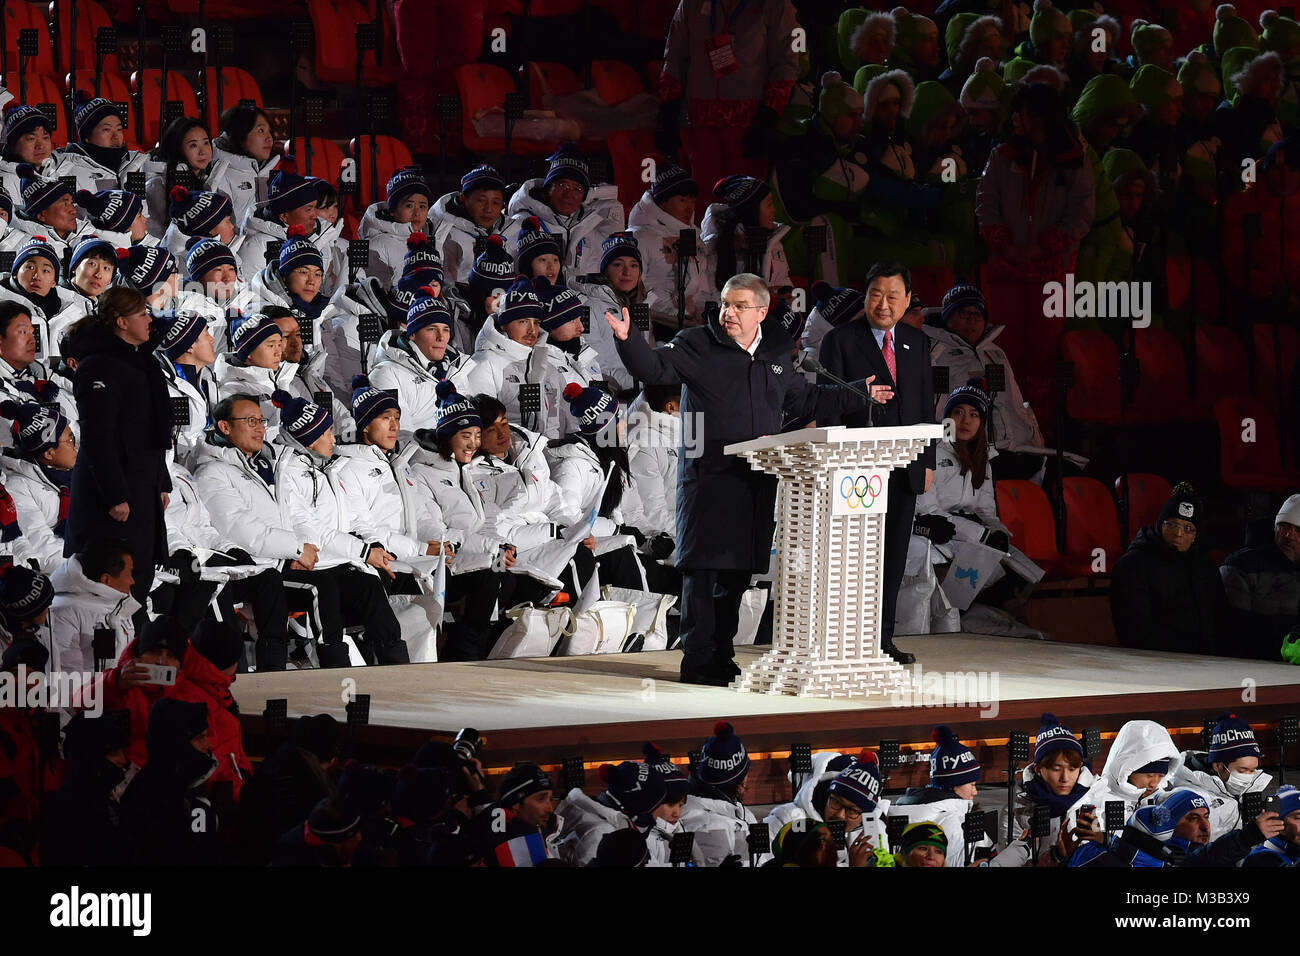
[525,0,584,14]
[454,62,556,157]
[2,2,55,77]
[1059,330,1122,424]
[1213,397,1295,493]
[591,59,644,106]
[524,61,583,111]
[1193,325,1250,415]
[1,72,70,146]
[307,0,397,87]
[1251,323,1300,417]
[1058,477,1122,576]
[1130,328,1193,422]
[994,480,1076,578]
[1164,255,1218,318]
[1114,473,1173,542]
[349,134,415,209]
[130,69,200,147]
[202,67,264,136]
[52,0,118,73]
[607,130,659,216]
[288,137,348,185]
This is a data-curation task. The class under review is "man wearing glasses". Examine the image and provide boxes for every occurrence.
[1221,494,1300,661]
[1111,482,1226,655]
[606,273,885,686]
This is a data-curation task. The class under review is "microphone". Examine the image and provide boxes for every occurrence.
[797,351,875,425]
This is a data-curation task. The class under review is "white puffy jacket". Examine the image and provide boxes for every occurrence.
[537,340,603,439]
[544,437,637,537]
[626,395,679,537]
[58,144,150,194]
[566,279,655,393]
[144,156,240,239]
[889,787,989,866]
[171,288,244,354]
[699,204,791,291]
[0,156,59,208]
[1160,750,1273,838]
[679,790,758,867]
[1068,719,1181,834]
[554,788,638,866]
[0,355,79,446]
[626,189,717,326]
[1,454,66,572]
[209,145,281,231]
[502,178,625,277]
[356,201,427,289]
[239,209,347,293]
[429,191,509,284]
[164,457,223,555]
[367,331,477,434]
[276,442,374,567]
[323,277,398,396]
[463,426,568,555]
[46,554,139,682]
[0,275,79,365]
[213,353,356,445]
[332,441,447,559]
[406,447,503,571]
[466,315,542,423]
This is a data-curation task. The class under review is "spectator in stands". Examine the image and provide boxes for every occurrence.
[120,697,222,865]
[474,761,559,864]
[1127,19,1176,73]
[937,13,1004,99]
[368,291,477,431]
[40,711,135,866]
[74,188,152,251]
[162,187,244,268]
[892,725,987,866]
[627,161,713,331]
[0,564,54,650]
[118,245,179,313]
[892,821,948,867]
[1110,482,1226,655]
[1015,714,1094,858]
[0,106,59,201]
[334,384,503,662]
[49,235,118,351]
[701,175,791,300]
[556,760,668,866]
[267,391,414,665]
[626,382,681,546]
[0,639,61,833]
[431,165,509,285]
[766,751,886,864]
[175,237,245,353]
[59,94,148,195]
[1220,495,1300,661]
[1222,137,1300,312]
[1162,713,1273,838]
[1213,50,1285,207]
[0,237,77,348]
[169,619,253,800]
[681,721,758,866]
[211,104,282,229]
[63,287,172,609]
[267,307,354,440]
[466,277,544,425]
[1125,66,1185,195]
[572,233,658,396]
[459,234,516,332]
[270,794,365,867]
[925,284,1045,479]
[154,309,218,466]
[642,741,695,866]
[658,0,799,215]
[324,254,414,395]
[47,539,140,682]
[239,163,343,289]
[158,441,292,671]
[359,166,433,289]
[767,820,837,867]
[1,399,76,571]
[1243,785,1300,867]
[145,117,242,238]
[1069,718,1179,836]
[503,145,625,277]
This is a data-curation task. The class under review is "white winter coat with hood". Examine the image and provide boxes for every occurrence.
[46,554,140,681]
[171,288,243,354]
[0,273,80,365]
[332,441,448,560]
[239,208,347,293]
[429,191,509,284]
[357,201,428,289]
[1068,719,1180,834]
[763,755,892,863]
[699,203,791,291]
[463,425,570,556]
[924,323,1044,452]
[545,436,645,537]
[57,143,150,194]
[275,440,376,568]
[680,789,758,867]
[164,456,223,555]
[565,278,654,394]
[406,445,504,572]
[537,339,603,439]
[626,395,679,537]
[209,143,281,230]
[502,177,625,277]
[367,330,477,433]
[466,315,543,423]
[323,277,397,396]
[626,188,717,325]
[1,453,67,572]
[1160,750,1273,838]
[554,788,642,866]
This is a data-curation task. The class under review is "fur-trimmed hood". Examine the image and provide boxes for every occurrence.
[864,68,916,121]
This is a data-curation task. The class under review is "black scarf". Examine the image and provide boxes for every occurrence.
[551,335,582,357]
[1023,774,1091,818]
[80,142,129,172]
[3,276,62,320]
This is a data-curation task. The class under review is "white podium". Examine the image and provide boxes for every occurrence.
[724,424,942,698]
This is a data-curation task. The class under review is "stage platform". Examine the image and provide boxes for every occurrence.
[236,635,1300,803]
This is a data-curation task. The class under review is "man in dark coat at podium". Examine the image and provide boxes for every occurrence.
[818,261,936,665]
[606,273,890,686]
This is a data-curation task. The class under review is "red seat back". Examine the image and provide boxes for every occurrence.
[3,3,55,76]
[53,0,118,73]
[349,135,415,209]
[203,67,264,135]
[307,0,396,86]
[130,69,199,147]
[607,130,659,216]
[1164,254,1218,318]
[525,61,582,110]
[1114,473,1173,542]
[1252,323,1300,417]
[994,480,1062,568]
[591,59,644,106]
[289,137,347,185]
[1059,330,1122,423]
[455,62,516,153]
[1213,396,1293,491]
[1193,325,1250,414]
[1059,477,1122,572]
[1,72,69,146]
[1131,328,1191,421]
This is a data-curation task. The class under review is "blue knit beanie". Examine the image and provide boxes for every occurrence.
[185,236,238,282]
[169,186,233,238]
[515,215,561,275]
[598,761,668,818]
[698,720,749,787]
[1033,712,1084,763]
[231,313,282,361]
[827,750,883,813]
[599,231,641,273]
[350,374,400,432]
[17,164,73,219]
[385,165,431,211]
[76,188,143,234]
[1207,713,1261,765]
[271,388,332,446]
[278,223,323,277]
[405,288,453,337]
[12,235,61,277]
[642,742,689,802]
[811,281,865,327]
[494,277,543,329]
[929,725,981,789]
[533,276,584,332]
[434,379,480,443]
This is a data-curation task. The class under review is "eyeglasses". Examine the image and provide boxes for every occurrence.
[227,416,269,427]
[58,436,77,445]
[1161,521,1197,538]
[720,302,762,314]
[550,181,584,195]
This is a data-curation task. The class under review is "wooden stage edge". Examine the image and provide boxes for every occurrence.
[237,634,1300,773]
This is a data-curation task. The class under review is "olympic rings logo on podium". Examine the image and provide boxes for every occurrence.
[838,473,883,510]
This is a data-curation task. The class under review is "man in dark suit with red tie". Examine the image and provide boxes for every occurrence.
[817,261,936,664]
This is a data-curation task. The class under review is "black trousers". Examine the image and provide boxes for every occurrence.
[679,567,751,677]
[881,469,918,645]
[151,569,291,670]
[283,565,407,667]
[384,568,503,662]
[504,542,649,607]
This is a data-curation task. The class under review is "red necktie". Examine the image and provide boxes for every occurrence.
[882,329,897,386]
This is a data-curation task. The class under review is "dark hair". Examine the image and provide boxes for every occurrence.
[213,392,262,424]
[261,305,296,321]
[153,116,211,220]
[0,301,33,338]
[864,260,912,294]
[316,180,339,209]
[67,287,148,341]
[471,393,506,424]
[1035,747,1084,771]
[953,415,990,490]
[642,383,681,412]
[79,538,132,582]
[810,777,834,818]
[216,104,271,158]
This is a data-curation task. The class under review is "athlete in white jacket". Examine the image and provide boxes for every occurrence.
[1160,714,1274,838]
[891,725,993,866]
[46,546,139,685]
[1068,718,1180,835]
[466,278,546,424]
[0,398,76,572]
[625,165,716,329]
[681,722,759,866]
[625,388,681,539]
[501,153,625,277]
[699,185,792,294]
[530,276,603,439]
[555,761,668,866]
[368,293,477,434]
[764,751,892,865]
[428,164,510,284]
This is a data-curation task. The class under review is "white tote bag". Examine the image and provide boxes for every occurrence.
[555,601,637,656]
[939,540,1006,611]
[601,586,677,651]
[488,604,575,660]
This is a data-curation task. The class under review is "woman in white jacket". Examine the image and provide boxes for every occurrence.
[210,104,282,230]
[367,292,476,433]
[56,93,149,194]
[172,237,247,353]
[0,399,77,573]
[466,278,545,423]
[700,175,792,296]
[357,166,433,289]
[143,117,241,239]
[626,162,715,331]
[429,164,509,284]
[48,235,117,355]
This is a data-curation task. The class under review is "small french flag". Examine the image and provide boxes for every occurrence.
[494,831,548,867]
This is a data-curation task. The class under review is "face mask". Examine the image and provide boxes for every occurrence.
[1225,770,1257,796]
